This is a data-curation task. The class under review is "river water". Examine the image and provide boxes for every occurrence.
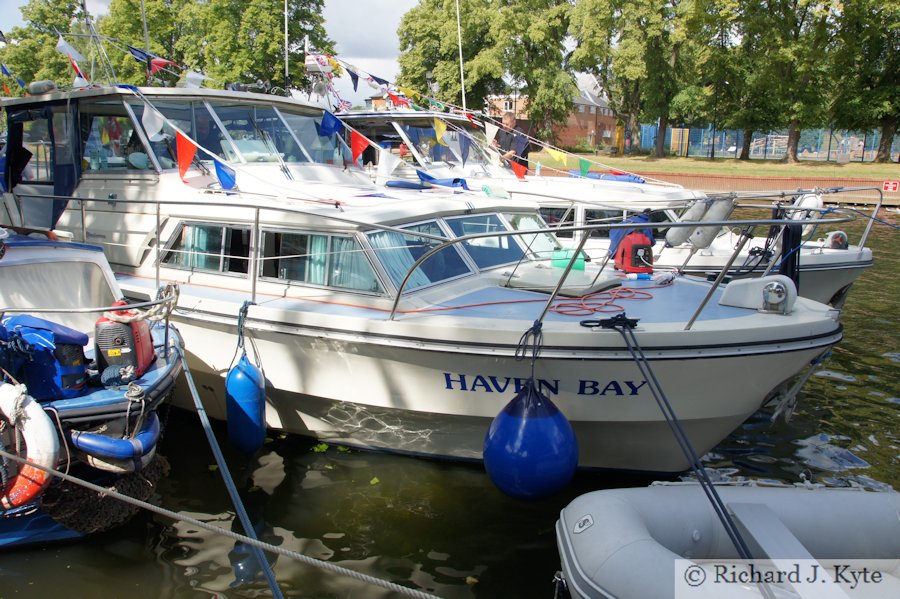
[3,210,897,598]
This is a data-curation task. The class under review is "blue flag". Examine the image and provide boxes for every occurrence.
[1,63,10,76]
[459,133,471,166]
[348,70,359,92]
[214,161,237,190]
[127,45,153,63]
[370,74,389,86]
[316,111,344,136]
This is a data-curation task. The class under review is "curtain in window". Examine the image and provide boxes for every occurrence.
[330,237,380,292]
[368,231,430,290]
[307,235,328,285]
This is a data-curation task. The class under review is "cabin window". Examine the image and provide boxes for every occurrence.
[281,110,351,164]
[260,231,382,293]
[538,207,575,239]
[504,213,559,260]
[445,214,526,269]
[368,220,471,291]
[18,119,54,183]
[584,209,624,239]
[79,102,151,171]
[161,223,250,274]
[209,102,303,163]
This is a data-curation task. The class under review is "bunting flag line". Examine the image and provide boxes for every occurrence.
[175,131,197,180]
[433,118,448,146]
[214,160,237,190]
[317,110,343,136]
[347,69,359,92]
[485,122,499,145]
[547,147,567,164]
[370,75,389,86]
[56,34,86,62]
[458,133,471,166]
[350,130,368,165]
[510,161,528,180]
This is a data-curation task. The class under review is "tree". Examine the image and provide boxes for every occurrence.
[0,0,88,94]
[829,0,899,163]
[397,0,577,140]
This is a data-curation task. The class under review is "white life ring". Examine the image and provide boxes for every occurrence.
[0,383,60,509]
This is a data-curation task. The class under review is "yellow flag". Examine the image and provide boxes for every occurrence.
[327,57,340,70]
[398,86,417,99]
[547,148,567,164]
[434,118,448,146]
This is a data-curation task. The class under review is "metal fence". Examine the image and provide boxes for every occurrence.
[638,124,900,162]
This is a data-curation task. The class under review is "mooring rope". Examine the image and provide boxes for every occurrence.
[0,447,440,598]
[581,314,757,563]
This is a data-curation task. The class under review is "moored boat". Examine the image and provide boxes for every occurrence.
[0,85,850,473]
[0,228,182,547]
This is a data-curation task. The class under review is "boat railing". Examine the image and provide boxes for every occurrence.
[9,191,856,327]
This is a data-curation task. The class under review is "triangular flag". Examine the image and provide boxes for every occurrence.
[68,56,86,81]
[184,71,207,88]
[376,149,401,179]
[176,131,197,180]
[327,56,340,70]
[127,45,152,63]
[547,148,567,164]
[365,77,381,90]
[1,63,10,76]
[429,100,445,111]
[433,118,448,146]
[150,57,178,74]
[578,158,590,177]
[464,112,479,127]
[0,30,6,44]
[459,133,471,166]
[610,168,627,176]
[214,160,236,190]
[2,82,10,96]
[317,110,343,136]
[350,130,368,165]
[56,34,86,62]
[485,122,499,145]
[141,105,165,140]
[371,75,389,86]
[397,86,417,99]
[510,161,528,179]
[347,69,359,92]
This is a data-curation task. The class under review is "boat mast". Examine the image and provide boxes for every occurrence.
[455,0,466,111]
[284,0,290,88]
[140,0,150,52]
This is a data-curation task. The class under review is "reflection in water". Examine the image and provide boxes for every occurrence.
[1,213,896,597]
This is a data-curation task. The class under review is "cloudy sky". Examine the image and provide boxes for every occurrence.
[6,0,420,104]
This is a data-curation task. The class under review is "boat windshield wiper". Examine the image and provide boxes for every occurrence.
[249,115,293,180]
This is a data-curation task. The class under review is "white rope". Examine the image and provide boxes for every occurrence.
[103,284,179,323]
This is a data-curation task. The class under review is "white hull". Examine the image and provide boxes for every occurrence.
[163,302,837,472]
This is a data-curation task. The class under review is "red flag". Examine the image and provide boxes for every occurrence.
[2,82,10,96]
[350,131,369,165]
[610,169,627,176]
[510,161,528,179]
[464,112,478,127]
[176,131,197,180]
[69,56,86,80]
[150,57,178,74]
[386,91,410,107]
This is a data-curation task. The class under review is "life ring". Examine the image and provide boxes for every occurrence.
[0,383,60,509]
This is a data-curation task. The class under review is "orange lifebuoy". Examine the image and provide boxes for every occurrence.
[0,383,59,509]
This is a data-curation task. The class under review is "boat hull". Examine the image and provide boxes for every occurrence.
[170,313,837,472]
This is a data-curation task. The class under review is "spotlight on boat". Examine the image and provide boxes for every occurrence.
[483,378,578,499]
[225,354,266,455]
[762,280,789,314]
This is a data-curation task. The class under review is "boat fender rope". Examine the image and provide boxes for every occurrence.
[514,320,543,377]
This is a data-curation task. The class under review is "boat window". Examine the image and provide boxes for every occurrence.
[18,117,54,183]
[281,110,350,165]
[538,207,575,238]
[0,261,117,333]
[646,209,671,237]
[128,100,194,170]
[79,101,150,171]
[504,212,559,260]
[400,124,454,164]
[208,102,302,163]
[584,209,623,239]
[445,214,526,269]
[260,231,382,293]
[161,223,250,275]
[368,221,471,291]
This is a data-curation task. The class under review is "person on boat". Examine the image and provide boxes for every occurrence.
[494,111,530,169]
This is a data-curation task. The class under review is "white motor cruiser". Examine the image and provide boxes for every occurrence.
[1,86,846,472]
[340,110,877,307]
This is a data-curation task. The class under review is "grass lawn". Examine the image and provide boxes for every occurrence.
[529,151,900,179]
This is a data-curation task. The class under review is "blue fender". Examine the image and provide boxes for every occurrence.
[226,353,266,455]
[70,410,160,460]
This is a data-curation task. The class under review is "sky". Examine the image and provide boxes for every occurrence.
[5,0,418,105]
